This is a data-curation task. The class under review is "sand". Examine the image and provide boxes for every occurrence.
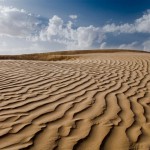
[0,52,150,150]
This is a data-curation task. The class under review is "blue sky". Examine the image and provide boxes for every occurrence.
[0,0,150,54]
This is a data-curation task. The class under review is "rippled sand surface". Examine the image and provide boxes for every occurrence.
[0,52,150,150]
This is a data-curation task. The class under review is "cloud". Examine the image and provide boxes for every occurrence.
[0,5,150,54]
[103,23,135,34]
[143,39,150,51]
[118,42,138,49]
[69,15,78,19]
[0,36,64,54]
[39,15,105,49]
[100,42,107,49]
[0,6,105,52]
[103,10,150,34]
[135,10,150,33]
[0,5,44,38]
[100,41,139,50]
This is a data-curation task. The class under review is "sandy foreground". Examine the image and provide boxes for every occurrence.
[0,52,150,150]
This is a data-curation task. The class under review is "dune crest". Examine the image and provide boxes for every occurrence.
[0,52,150,150]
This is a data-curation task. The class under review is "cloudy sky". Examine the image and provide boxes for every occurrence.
[0,0,150,54]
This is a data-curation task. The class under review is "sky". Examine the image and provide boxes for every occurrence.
[0,0,150,54]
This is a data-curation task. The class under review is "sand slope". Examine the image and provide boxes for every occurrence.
[0,52,150,150]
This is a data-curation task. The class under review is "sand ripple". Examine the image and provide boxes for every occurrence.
[0,53,150,150]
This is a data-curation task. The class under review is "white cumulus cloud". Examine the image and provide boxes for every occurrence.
[0,5,43,38]
[118,42,138,49]
[100,41,139,50]
[69,15,78,19]
[143,39,150,51]
[103,23,135,33]
[103,10,150,34]
[39,15,105,49]
[0,5,150,54]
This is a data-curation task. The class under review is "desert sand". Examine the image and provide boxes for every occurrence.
[0,51,150,150]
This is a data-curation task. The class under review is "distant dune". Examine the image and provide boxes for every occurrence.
[0,50,150,150]
[0,49,149,61]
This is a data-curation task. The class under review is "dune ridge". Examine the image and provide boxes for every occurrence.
[0,49,149,61]
[0,52,150,150]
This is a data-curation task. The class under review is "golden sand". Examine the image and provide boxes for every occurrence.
[0,52,150,150]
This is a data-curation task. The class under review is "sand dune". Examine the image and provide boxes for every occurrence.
[0,52,150,150]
